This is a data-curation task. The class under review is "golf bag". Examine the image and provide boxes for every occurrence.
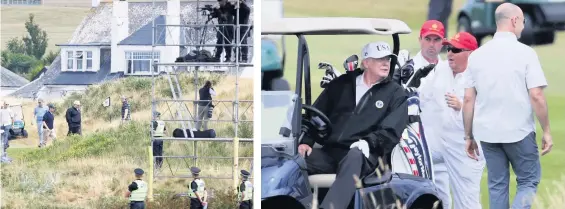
[390,88,435,182]
[172,128,217,138]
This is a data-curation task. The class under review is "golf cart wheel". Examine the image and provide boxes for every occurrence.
[519,13,535,46]
[9,129,15,139]
[535,31,555,45]
[22,130,28,138]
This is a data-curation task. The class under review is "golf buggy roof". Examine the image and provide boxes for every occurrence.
[261,17,412,35]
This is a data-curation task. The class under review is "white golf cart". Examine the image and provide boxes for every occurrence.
[261,17,442,209]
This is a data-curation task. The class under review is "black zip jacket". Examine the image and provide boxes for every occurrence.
[300,69,408,158]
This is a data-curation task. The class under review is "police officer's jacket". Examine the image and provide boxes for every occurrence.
[238,180,253,201]
[128,179,148,202]
[300,69,409,159]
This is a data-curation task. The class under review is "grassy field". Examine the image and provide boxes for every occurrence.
[0,6,91,54]
[1,74,254,208]
[279,0,565,208]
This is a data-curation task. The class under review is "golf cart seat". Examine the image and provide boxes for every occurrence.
[308,169,393,189]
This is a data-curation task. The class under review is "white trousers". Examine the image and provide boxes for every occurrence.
[427,128,485,209]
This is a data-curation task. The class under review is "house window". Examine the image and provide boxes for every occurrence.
[125,51,160,74]
[76,51,83,70]
[86,51,93,69]
[67,51,73,70]
[65,50,94,71]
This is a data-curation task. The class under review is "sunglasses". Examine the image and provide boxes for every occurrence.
[446,46,469,54]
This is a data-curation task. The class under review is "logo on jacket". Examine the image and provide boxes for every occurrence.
[375,100,384,108]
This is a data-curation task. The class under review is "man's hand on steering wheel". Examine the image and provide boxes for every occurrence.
[299,105,333,157]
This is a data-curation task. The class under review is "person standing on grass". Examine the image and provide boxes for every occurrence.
[196,81,216,131]
[126,168,149,209]
[121,96,131,124]
[66,100,82,136]
[0,101,14,163]
[41,104,56,147]
[33,98,48,147]
[463,3,553,209]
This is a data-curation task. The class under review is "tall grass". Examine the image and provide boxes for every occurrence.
[1,73,254,209]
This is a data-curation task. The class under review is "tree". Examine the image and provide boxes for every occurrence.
[7,38,26,54]
[22,14,48,60]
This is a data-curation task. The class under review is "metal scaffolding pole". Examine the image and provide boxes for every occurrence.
[148,0,253,199]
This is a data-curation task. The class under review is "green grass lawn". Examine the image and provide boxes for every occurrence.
[279,0,565,207]
[0,6,91,54]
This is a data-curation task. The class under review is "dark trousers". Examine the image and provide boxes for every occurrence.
[68,125,81,136]
[215,26,234,61]
[237,26,249,61]
[306,147,377,209]
[190,198,203,209]
[153,139,163,168]
[480,131,541,209]
[239,200,252,209]
[427,0,453,38]
[130,201,145,209]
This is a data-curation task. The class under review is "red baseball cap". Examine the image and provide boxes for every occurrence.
[420,20,445,39]
[442,32,478,51]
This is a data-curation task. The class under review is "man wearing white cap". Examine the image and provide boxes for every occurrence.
[298,41,408,209]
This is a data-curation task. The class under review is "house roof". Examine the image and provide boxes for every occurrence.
[30,66,48,81]
[45,48,122,85]
[1,66,30,87]
[9,1,254,98]
[118,15,167,46]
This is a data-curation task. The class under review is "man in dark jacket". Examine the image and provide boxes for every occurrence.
[196,81,216,131]
[65,100,82,136]
[235,0,251,62]
[213,0,236,62]
[299,41,408,209]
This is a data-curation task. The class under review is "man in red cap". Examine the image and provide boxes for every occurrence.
[423,31,485,209]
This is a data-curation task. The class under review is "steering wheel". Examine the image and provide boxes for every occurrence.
[301,104,333,146]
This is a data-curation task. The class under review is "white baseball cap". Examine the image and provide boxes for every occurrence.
[361,41,396,59]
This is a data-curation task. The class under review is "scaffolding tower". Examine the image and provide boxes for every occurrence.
[147,0,254,199]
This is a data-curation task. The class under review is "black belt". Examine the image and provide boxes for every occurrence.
[130,201,144,203]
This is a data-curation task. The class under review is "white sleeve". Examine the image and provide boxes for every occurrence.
[462,57,475,89]
[525,48,547,89]
[209,88,217,96]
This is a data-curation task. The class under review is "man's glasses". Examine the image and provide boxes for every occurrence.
[446,46,469,54]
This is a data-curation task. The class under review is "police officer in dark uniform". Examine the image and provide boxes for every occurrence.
[151,111,166,169]
[238,170,253,209]
[188,167,206,209]
[213,0,236,62]
[125,168,149,209]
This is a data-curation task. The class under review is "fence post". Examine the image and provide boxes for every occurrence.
[148,146,154,201]
[233,137,239,192]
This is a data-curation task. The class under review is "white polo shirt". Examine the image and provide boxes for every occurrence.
[355,72,380,105]
[0,108,14,126]
[464,32,548,144]
[412,51,446,135]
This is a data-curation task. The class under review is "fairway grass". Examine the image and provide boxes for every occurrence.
[1,6,91,54]
[280,0,565,207]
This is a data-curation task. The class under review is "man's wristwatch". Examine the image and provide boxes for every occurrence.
[464,135,474,141]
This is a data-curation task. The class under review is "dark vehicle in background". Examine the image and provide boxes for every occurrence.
[457,0,565,45]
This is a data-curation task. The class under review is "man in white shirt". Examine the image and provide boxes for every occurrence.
[0,101,14,163]
[424,32,485,209]
[463,3,553,209]
[409,20,454,209]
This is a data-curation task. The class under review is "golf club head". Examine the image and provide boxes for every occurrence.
[343,54,359,72]
[397,49,410,68]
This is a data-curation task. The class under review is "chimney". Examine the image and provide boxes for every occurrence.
[166,0,181,63]
[111,0,129,74]
[92,0,100,7]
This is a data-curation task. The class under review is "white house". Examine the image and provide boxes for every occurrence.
[9,0,253,100]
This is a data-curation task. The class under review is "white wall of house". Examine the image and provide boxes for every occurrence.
[38,85,89,101]
[119,45,167,75]
[0,87,19,98]
[111,0,129,74]
[60,47,102,72]
[166,0,180,63]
